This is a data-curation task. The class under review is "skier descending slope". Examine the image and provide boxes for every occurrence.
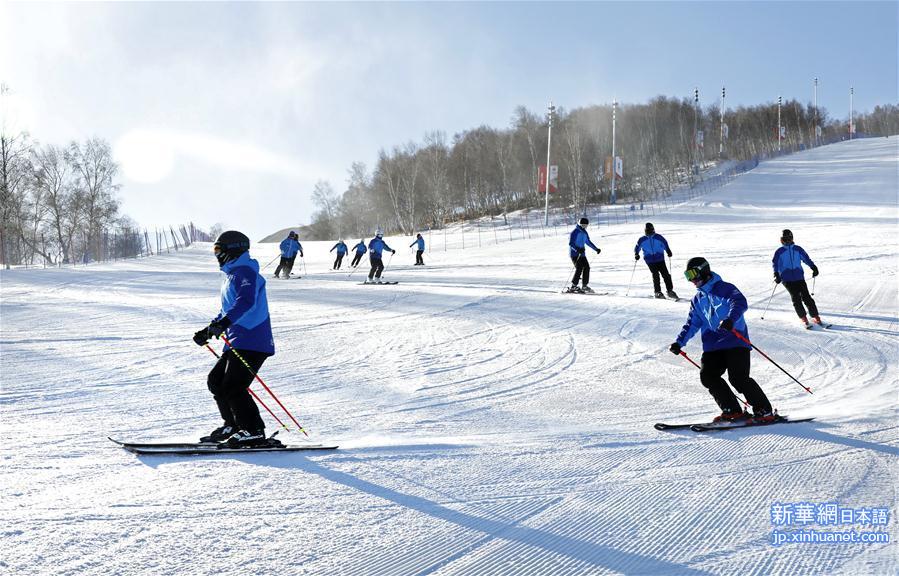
[350,239,367,268]
[634,222,677,299]
[366,230,396,284]
[274,231,302,279]
[668,257,775,424]
[566,217,601,293]
[192,231,278,448]
[330,239,348,270]
[772,229,828,328]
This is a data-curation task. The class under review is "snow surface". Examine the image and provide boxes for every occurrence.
[2,137,897,575]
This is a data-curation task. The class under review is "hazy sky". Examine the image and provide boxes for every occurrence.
[2,1,896,242]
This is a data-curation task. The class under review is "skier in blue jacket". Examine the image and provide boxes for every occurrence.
[634,222,677,299]
[772,229,824,328]
[274,231,303,279]
[350,239,367,268]
[366,230,396,283]
[330,239,348,270]
[410,233,425,265]
[669,257,774,423]
[567,217,601,293]
[192,230,277,448]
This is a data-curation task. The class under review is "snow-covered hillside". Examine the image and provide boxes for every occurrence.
[2,137,897,575]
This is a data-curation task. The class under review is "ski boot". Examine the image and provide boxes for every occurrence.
[666,290,679,299]
[224,429,269,448]
[800,316,811,329]
[581,285,595,294]
[813,316,825,326]
[654,292,666,299]
[752,409,777,424]
[712,410,748,423]
[200,424,237,443]
[565,284,582,294]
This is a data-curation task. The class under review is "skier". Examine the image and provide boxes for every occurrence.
[410,233,425,265]
[634,222,677,299]
[273,231,303,279]
[567,217,601,293]
[192,230,277,447]
[330,239,348,270]
[350,239,367,268]
[772,229,825,328]
[367,230,396,283]
[668,257,775,423]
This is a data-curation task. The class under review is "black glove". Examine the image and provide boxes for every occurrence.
[773,271,782,284]
[666,250,673,257]
[669,342,682,355]
[811,266,819,277]
[207,318,230,339]
[634,253,640,261]
[300,252,304,258]
[595,248,601,254]
[193,328,210,346]
[718,318,734,332]
[392,249,397,254]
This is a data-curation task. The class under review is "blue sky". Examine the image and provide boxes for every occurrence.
[2,1,896,241]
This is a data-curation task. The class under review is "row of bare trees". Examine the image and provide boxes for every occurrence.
[307,97,898,240]
[0,133,137,268]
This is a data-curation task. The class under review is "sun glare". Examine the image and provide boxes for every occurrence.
[114,130,175,184]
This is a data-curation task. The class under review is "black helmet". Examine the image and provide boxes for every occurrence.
[214,230,250,266]
[288,231,297,239]
[645,222,655,234]
[781,229,793,244]
[579,217,589,226]
[684,256,711,283]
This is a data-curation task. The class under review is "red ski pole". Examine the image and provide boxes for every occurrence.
[679,350,750,409]
[220,335,310,435]
[204,344,290,432]
[730,329,813,394]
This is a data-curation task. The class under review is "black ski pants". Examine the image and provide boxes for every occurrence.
[274,256,296,278]
[351,252,364,267]
[570,253,590,286]
[369,255,384,279]
[647,260,673,293]
[783,279,819,318]
[333,254,345,269]
[700,347,772,415]
[207,349,268,433]
[415,250,424,265]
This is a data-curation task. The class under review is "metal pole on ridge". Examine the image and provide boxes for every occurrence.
[219,335,310,435]
[204,344,290,432]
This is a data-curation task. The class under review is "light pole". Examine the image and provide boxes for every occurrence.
[693,87,700,173]
[543,101,555,226]
[849,86,854,140]
[719,86,726,158]
[814,77,819,146]
[777,95,783,152]
[611,99,617,205]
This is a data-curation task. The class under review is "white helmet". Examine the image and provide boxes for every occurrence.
[375,228,383,238]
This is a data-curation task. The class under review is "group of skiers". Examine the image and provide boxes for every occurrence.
[272,231,426,281]
[567,218,825,425]
[190,221,825,447]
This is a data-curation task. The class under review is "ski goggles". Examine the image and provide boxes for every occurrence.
[684,268,703,281]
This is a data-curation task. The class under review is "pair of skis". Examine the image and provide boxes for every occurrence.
[361,280,398,285]
[109,437,337,455]
[655,415,814,433]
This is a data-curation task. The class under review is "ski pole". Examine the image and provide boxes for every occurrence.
[679,350,750,409]
[730,329,813,394]
[811,276,816,295]
[219,335,310,435]
[760,283,779,320]
[260,254,280,272]
[625,258,638,296]
[204,344,290,432]
[302,256,307,277]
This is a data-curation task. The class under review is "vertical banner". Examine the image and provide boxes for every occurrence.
[538,165,558,194]
[605,157,623,180]
[615,156,623,179]
[779,126,787,140]
[696,131,704,148]
[723,124,729,139]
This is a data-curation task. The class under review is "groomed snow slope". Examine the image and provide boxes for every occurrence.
[2,137,897,575]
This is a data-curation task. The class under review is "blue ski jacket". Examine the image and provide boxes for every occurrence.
[410,237,425,251]
[676,272,750,352]
[280,238,301,258]
[635,233,671,264]
[569,225,599,258]
[353,242,367,254]
[331,241,348,255]
[368,237,394,257]
[772,243,815,282]
[214,252,275,355]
